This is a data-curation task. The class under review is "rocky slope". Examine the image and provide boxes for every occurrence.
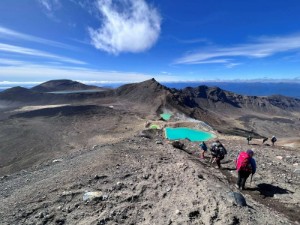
[176,85,300,116]
[0,128,299,225]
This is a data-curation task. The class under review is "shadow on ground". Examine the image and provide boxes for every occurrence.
[222,167,236,171]
[255,183,293,197]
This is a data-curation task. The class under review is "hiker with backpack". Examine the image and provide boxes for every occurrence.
[262,137,268,144]
[246,136,252,145]
[199,141,207,159]
[210,141,219,162]
[271,136,277,146]
[210,140,227,168]
[236,149,256,190]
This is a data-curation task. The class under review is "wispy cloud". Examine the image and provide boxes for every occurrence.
[88,0,161,54]
[1,63,299,85]
[0,81,42,85]
[0,64,151,82]
[0,43,86,65]
[0,58,27,66]
[174,33,300,66]
[0,26,75,49]
[39,0,61,11]
[37,0,62,20]
[183,59,231,65]
[225,63,241,68]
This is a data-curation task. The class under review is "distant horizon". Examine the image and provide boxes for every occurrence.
[1,1,300,83]
[1,77,300,87]
[1,78,300,99]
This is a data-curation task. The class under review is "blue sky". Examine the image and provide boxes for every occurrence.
[1,0,300,85]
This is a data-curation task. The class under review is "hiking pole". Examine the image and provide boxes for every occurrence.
[250,174,253,187]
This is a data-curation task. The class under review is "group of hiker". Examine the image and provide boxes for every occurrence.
[199,140,257,190]
[247,135,277,146]
[200,140,227,168]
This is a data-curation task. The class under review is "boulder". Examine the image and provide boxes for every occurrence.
[82,191,103,201]
[172,140,184,150]
[227,192,247,207]
[139,130,152,139]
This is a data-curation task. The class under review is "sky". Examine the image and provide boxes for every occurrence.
[1,0,300,86]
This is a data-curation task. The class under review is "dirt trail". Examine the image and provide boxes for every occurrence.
[182,137,300,224]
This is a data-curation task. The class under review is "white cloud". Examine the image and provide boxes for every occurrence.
[174,33,300,65]
[0,43,86,65]
[88,0,161,54]
[1,63,299,85]
[0,64,150,82]
[0,63,180,83]
[0,26,75,50]
[0,81,42,85]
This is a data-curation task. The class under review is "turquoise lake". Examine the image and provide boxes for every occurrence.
[160,113,172,121]
[165,127,215,142]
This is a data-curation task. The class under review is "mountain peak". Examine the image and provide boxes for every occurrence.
[31,79,100,92]
[141,78,160,85]
[2,86,31,94]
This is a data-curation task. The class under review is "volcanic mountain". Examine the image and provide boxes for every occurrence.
[31,79,105,92]
[0,82,111,105]
[115,79,300,136]
[0,86,50,103]
[1,78,300,137]
[177,85,300,113]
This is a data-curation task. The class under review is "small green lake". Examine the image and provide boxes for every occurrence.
[160,113,172,121]
[150,124,160,129]
[165,127,215,142]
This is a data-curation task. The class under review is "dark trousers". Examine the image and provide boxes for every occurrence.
[216,155,224,168]
[237,170,251,189]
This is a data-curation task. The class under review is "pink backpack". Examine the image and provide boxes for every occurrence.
[236,152,252,172]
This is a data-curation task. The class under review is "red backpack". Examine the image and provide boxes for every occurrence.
[236,152,252,172]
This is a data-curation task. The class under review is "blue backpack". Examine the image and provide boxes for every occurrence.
[200,143,207,151]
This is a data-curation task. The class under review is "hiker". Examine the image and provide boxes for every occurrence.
[210,141,219,160]
[271,136,277,146]
[236,149,256,190]
[199,141,207,159]
[210,140,227,168]
[262,137,268,144]
[246,136,252,145]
